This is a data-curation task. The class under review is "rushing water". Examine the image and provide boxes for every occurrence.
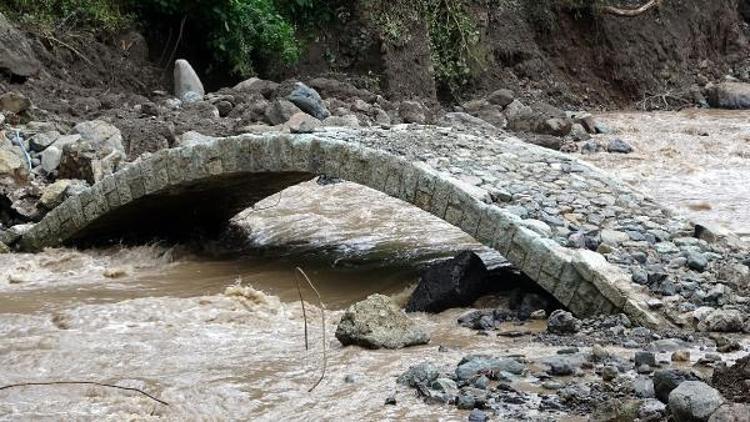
[1,110,749,421]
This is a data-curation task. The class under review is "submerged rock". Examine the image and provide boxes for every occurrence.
[455,354,525,381]
[406,251,489,313]
[335,294,429,349]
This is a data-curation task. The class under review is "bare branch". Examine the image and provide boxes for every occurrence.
[602,0,665,17]
[0,381,169,406]
[295,267,327,393]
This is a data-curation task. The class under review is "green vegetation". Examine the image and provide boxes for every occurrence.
[0,0,131,32]
[365,0,484,97]
[129,0,300,77]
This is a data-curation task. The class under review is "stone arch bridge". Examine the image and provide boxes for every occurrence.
[18,126,747,326]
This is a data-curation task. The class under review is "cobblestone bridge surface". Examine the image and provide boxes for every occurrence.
[19,126,750,327]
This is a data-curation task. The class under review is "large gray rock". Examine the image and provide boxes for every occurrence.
[37,179,86,211]
[707,82,750,109]
[0,148,26,178]
[709,404,750,422]
[58,140,124,184]
[654,368,698,403]
[405,251,489,313]
[29,131,61,152]
[701,309,745,332]
[287,82,330,120]
[0,13,41,78]
[668,381,724,422]
[335,294,430,349]
[72,120,124,153]
[40,146,62,173]
[396,362,440,387]
[173,59,205,101]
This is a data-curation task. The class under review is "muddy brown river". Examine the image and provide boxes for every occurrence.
[1,110,749,421]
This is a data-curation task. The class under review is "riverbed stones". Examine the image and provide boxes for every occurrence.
[265,99,301,126]
[668,381,724,422]
[0,148,25,177]
[455,354,525,380]
[174,59,205,101]
[606,138,633,154]
[335,294,429,349]
[397,362,439,387]
[406,251,488,313]
[709,404,750,422]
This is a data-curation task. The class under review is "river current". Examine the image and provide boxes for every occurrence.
[0,110,748,421]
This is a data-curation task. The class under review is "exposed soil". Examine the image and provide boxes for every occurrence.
[712,354,750,403]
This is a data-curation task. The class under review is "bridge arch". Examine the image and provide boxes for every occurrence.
[20,129,664,325]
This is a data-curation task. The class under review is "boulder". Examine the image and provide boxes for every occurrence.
[0,148,26,178]
[405,251,489,313]
[702,309,745,332]
[335,294,430,349]
[285,112,320,133]
[29,131,61,152]
[487,89,515,107]
[264,99,302,126]
[0,12,41,78]
[709,404,750,422]
[287,82,330,120]
[173,59,205,101]
[37,179,85,211]
[706,82,750,109]
[547,309,581,334]
[0,240,9,253]
[654,368,698,403]
[57,140,124,184]
[607,138,634,154]
[397,362,440,387]
[307,77,376,102]
[40,146,63,173]
[72,120,124,153]
[233,77,279,98]
[399,101,428,124]
[668,381,724,422]
[0,92,32,114]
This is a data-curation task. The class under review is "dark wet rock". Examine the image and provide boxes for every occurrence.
[580,140,603,154]
[708,403,750,422]
[635,351,657,367]
[654,368,699,403]
[288,82,330,120]
[456,393,476,410]
[547,310,581,335]
[335,294,430,349]
[384,395,397,405]
[606,138,633,154]
[406,251,489,313]
[669,381,725,422]
[455,355,525,381]
[601,365,618,381]
[397,362,440,387]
